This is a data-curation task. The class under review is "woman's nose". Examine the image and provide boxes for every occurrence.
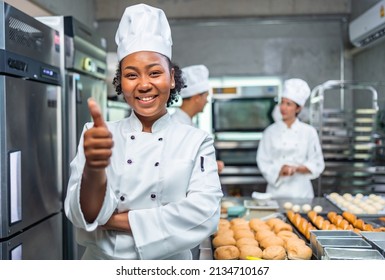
[138,78,151,90]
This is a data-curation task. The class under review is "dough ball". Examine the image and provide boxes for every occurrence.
[301,204,312,213]
[283,201,293,210]
[292,204,301,212]
[313,205,323,213]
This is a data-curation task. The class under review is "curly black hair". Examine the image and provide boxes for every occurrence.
[112,56,184,107]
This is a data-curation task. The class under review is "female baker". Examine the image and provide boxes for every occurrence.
[64,3,223,260]
[256,78,325,198]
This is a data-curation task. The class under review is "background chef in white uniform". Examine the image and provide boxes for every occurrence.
[171,64,225,173]
[64,4,223,260]
[256,78,325,198]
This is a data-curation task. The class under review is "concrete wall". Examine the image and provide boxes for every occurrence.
[97,13,352,110]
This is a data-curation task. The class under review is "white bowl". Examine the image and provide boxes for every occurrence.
[251,192,272,206]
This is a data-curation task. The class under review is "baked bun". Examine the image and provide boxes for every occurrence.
[213,228,234,238]
[272,222,293,234]
[218,219,231,229]
[284,237,306,250]
[287,243,313,260]
[259,235,285,249]
[236,237,259,247]
[255,230,275,242]
[214,245,240,260]
[230,218,248,226]
[277,230,298,241]
[266,218,283,229]
[233,229,254,240]
[262,245,287,260]
[212,235,236,248]
[249,218,270,232]
[238,245,263,260]
[231,223,251,231]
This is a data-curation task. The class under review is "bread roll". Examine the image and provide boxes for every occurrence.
[286,210,295,221]
[230,218,248,226]
[266,218,283,229]
[212,235,236,248]
[277,230,298,241]
[284,237,306,250]
[214,245,240,260]
[353,219,365,230]
[219,218,231,228]
[259,235,285,249]
[272,222,293,234]
[255,230,275,242]
[307,210,317,222]
[262,245,287,260]
[231,223,251,231]
[233,229,255,240]
[213,228,234,238]
[342,211,357,225]
[249,218,270,232]
[287,243,313,260]
[238,245,263,260]
[327,211,337,221]
[236,237,259,247]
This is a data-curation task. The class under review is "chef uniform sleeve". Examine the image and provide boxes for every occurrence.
[302,127,325,179]
[256,127,282,187]
[64,123,119,231]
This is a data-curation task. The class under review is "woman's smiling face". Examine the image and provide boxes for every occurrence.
[120,51,175,121]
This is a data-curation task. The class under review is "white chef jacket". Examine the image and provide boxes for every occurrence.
[256,118,325,198]
[171,108,195,126]
[64,112,223,260]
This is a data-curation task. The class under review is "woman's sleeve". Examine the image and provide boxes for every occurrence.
[302,127,325,179]
[64,123,119,232]
[256,128,281,187]
[129,134,223,260]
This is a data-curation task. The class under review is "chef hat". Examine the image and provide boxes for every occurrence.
[115,4,172,61]
[281,78,311,107]
[180,65,210,98]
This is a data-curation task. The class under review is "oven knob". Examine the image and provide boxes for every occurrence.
[83,57,95,72]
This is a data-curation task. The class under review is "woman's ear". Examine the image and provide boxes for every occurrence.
[170,68,175,89]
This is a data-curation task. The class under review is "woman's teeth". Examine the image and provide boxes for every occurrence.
[139,96,155,101]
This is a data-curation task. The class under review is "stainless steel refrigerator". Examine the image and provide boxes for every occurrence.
[36,15,108,259]
[0,2,63,259]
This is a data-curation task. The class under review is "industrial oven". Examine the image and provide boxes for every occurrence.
[36,15,108,259]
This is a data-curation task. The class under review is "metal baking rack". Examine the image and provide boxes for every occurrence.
[309,80,384,196]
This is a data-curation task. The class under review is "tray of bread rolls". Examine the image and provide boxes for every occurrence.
[287,209,385,234]
[212,214,314,260]
[325,192,385,215]
[285,209,385,259]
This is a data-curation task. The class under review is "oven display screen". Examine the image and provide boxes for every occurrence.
[212,97,275,132]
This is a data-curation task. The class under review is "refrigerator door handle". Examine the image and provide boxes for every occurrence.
[9,150,22,224]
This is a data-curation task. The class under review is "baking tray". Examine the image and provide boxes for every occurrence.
[315,237,372,259]
[309,230,360,258]
[322,248,385,260]
[243,199,279,210]
[325,194,385,215]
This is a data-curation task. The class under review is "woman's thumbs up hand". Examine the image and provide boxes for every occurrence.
[83,98,114,169]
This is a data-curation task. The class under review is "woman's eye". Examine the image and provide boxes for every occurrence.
[150,71,161,77]
[124,73,137,79]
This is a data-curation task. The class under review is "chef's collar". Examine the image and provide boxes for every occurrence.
[128,111,171,133]
[278,118,300,129]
